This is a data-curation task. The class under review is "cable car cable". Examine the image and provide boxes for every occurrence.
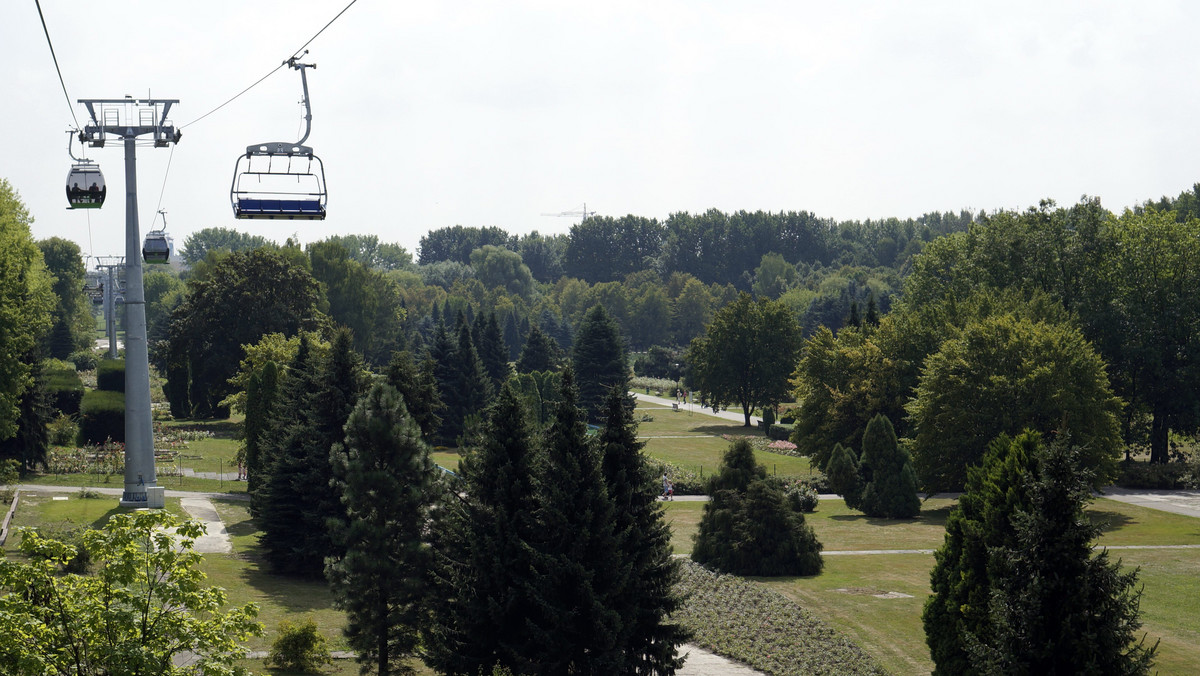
[34,0,79,130]
[153,143,175,217]
[181,0,359,130]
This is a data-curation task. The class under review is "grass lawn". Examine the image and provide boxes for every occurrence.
[3,491,186,555]
[20,471,247,494]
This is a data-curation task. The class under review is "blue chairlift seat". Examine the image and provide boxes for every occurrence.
[234,198,326,220]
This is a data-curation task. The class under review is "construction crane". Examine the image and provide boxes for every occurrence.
[541,203,596,221]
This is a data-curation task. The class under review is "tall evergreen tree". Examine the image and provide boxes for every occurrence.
[503,312,524,361]
[858,414,920,519]
[327,383,438,676]
[515,324,561,374]
[571,304,629,423]
[967,440,1157,675]
[825,443,862,510]
[474,313,512,390]
[424,383,543,675]
[923,432,1039,676]
[385,349,444,440]
[596,385,687,674]
[524,368,626,673]
[440,322,492,444]
[242,360,279,496]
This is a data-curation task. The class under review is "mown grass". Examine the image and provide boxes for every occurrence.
[3,491,185,555]
[20,472,247,494]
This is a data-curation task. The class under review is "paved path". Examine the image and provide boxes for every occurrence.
[679,644,764,675]
[1101,487,1200,519]
[178,497,233,553]
[633,392,762,427]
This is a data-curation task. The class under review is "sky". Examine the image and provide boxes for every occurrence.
[4,1,1200,266]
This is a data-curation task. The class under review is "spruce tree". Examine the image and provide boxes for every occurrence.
[424,382,542,675]
[966,440,1156,675]
[515,324,561,374]
[825,443,862,510]
[923,432,1039,676]
[440,322,492,444]
[571,304,629,423]
[327,382,438,676]
[858,414,920,518]
[427,321,457,443]
[385,349,444,440]
[474,313,512,390]
[597,386,687,674]
[865,291,880,327]
[524,367,626,673]
[502,312,523,361]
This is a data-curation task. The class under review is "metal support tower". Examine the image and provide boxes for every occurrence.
[94,257,124,358]
[79,97,181,508]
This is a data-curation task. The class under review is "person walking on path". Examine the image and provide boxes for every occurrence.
[662,473,670,500]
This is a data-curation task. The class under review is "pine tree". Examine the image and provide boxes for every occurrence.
[474,313,512,390]
[243,360,279,495]
[428,321,457,443]
[523,367,626,673]
[966,440,1157,675]
[327,383,438,676]
[865,291,880,327]
[596,385,687,674]
[858,414,920,518]
[825,443,862,510]
[923,432,1039,676]
[571,305,629,423]
[515,324,561,374]
[424,383,543,675]
[503,312,524,361]
[385,349,443,440]
[692,439,823,576]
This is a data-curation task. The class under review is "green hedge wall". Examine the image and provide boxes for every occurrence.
[79,389,125,445]
[46,367,84,416]
[96,359,125,392]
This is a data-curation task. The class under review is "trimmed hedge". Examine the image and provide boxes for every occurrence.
[46,367,84,416]
[96,359,125,392]
[1115,460,1195,490]
[767,423,794,441]
[79,389,125,445]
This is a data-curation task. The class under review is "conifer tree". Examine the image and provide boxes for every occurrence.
[503,312,524,361]
[524,368,626,672]
[858,414,920,518]
[327,382,438,676]
[966,440,1156,675]
[825,443,862,510]
[692,439,823,576]
[385,349,443,440]
[424,382,542,675]
[428,321,457,443]
[243,360,279,495]
[440,322,492,444]
[923,432,1039,676]
[515,324,561,374]
[596,385,687,674]
[571,304,629,422]
[474,313,512,390]
[865,291,880,327]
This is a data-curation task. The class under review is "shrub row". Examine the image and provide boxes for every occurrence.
[1114,460,1197,490]
[96,359,125,393]
[79,390,125,445]
[45,367,84,416]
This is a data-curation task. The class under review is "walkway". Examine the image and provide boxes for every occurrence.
[633,392,762,426]
[1101,487,1200,519]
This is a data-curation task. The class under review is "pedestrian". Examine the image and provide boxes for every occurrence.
[667,481,674,500]
[662,473,669,500]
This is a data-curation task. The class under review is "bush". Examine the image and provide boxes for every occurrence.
[786,483,820,513]
[762,407,776,426]
[767,423,794,441]
[647,460,705,495]
[79,390,125,445]
[48,414,79,447]
[46,367,84,416]
[96,359,125,392]
[68,350,97,371]
[1115,460,1195,489]
[267,617,332,674]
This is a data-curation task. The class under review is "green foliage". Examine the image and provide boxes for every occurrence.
[785,482,820,513]
[473,313,512,389]
[327,382,437,676]
[858,415,920,519]
[47,413,77,447]
[243,360,279,495]
[78,389,124,445]
[45,365,83,415]
[0,179,55,440]
[923,432,1040,676]
[321,233,412,271]
[95,358,125,392]
[37,237,92,359]
[267,617,332,674]
[418,225,516,265]
[180,226,275,265]
[0,510,262,675]
[692,439,823,576]
[514,323,560,374]
[825,443,862,509]
[309,239,407,365]
[67,350,96,371]
[686,293,803,427]
[384,349,444,440]
[964,440,1158,675]
[571,304,630,423]
[752,252,799,299]
[1115,460,1196,489]
[908,314,1122,494]
[470,244,535,299]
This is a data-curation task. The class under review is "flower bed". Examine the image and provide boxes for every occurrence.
[674,560,885,675]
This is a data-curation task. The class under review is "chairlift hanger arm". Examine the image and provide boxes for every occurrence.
[286,53,316,146]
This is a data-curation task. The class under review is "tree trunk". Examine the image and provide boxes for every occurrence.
[378,597,390,676]
[742,402,751,427]
[1149,409,1169,464]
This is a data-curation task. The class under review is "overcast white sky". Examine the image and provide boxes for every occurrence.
[4,1,1199,264]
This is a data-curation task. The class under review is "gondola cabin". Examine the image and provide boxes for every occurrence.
[66,162,105,209]
[142,231,173,264]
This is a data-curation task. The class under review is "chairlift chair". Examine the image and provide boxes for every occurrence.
[230,55,327,220]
